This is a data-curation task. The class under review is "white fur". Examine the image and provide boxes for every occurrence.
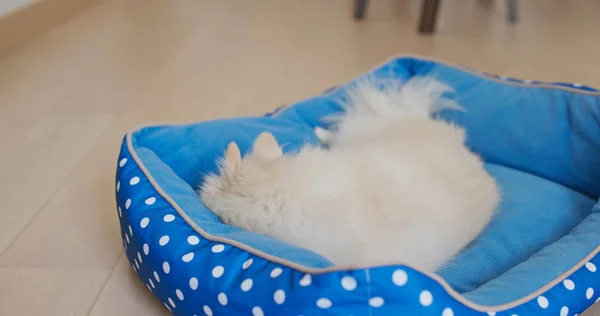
[199,77,500,272]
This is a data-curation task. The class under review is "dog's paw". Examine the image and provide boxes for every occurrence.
[314,127,334,145]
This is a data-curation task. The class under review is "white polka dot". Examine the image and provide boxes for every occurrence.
[186,236,200,246]
[119,158,127,167]
[537,296,549,308]
[523,80,532,84]
[564,279,575,290]
[252,306,264,316]
[164,303,171,312]
[419,290,433,306]
[118,207,122,217]
[130,177,140,185]
[241,278,253,291]
[212,244,225,253]
[442,307,454,316]
[159,235,170,246]
[392,269,408,286]
[116,181,120,192]
[587,287,594,299]
[168,297,176,308]
[137,252,143,263]
[163,261,170,274]
[182,252,194,262]
[500,76,509,80]
[242,258,253,269]
[176,289,184,300]
[140,217,149,228]
[218,292,228,305]
[212,266,224,278]
[189,277,198,290]
[153,271,161,282]
[134,259,139,269]
[125,199,131,209]
[299,274,312,286]
[586,262,597,272]
[574,83,583,87]
[125,234,130,244]
[143,243,149,255]
[561,306,569,316]
[487,312,496,316]
[148,278,155,289]
[274,289,286,304]
[146,284,152,292]
[163,214,175,222]
[341,276,357,291]
[270,268,283,278]
[128,225,133,236]
[203,305,213,316]
[145,197,156,205]
[316,298,332,309]
[131,264,136,272]
[369,297,384,308]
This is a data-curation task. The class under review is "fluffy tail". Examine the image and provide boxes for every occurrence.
[335,76,462,120]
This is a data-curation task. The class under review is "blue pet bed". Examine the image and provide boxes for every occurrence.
[116,55,600,315]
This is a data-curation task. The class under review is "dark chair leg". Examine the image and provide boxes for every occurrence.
[507,0,518,23]
[419,0,441,34]
[354,0,368,20]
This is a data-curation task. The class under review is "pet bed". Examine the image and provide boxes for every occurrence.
[116,55,600,315]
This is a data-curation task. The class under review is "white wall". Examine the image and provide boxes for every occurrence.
[0,0,38,18]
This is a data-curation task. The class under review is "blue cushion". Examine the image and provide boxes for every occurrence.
[117,55,600,315]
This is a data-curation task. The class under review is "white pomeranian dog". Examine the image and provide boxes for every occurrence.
[199,77,500,272]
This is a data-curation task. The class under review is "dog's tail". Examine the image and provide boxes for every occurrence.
[336,76,461,120]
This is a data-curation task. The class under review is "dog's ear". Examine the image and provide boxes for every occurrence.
[224,141,242,173]
[252,132,282,160]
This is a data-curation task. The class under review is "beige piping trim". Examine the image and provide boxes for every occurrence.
[389,54,600,95]
[124,54,600,312]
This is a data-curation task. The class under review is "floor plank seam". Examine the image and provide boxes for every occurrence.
[85,253,124,315]
[0,118,115,261]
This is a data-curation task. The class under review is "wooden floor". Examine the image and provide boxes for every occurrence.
[0,0,599,315]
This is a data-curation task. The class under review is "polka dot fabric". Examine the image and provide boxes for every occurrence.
[490,76,597,92]
[116,55,600,315]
